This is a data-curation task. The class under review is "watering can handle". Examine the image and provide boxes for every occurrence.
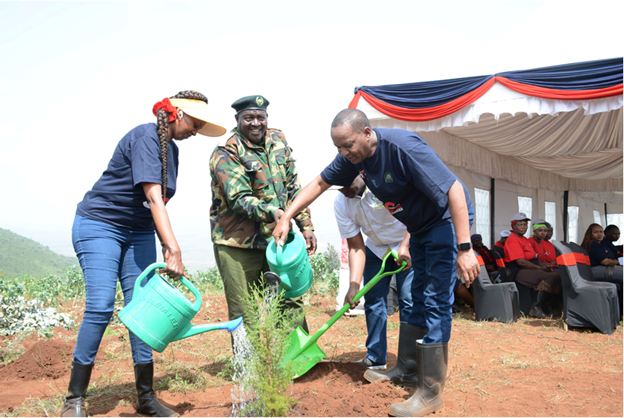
[275,230,295,266]
[133,262,202,312]
[277,241,284,266]
[132,262,166,299]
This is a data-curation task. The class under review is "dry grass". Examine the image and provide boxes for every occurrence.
[9,395,63,417]
[0,341,25,365]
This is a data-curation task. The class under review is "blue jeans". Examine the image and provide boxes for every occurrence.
[363,247,414,364]
[408,212,473,344]
[72,214,155,365]
[407,222,456,344]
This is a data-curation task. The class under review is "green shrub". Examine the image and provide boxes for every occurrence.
[233,282,300,417]
[0,266,83,335]
[324,243,340,272]
[0,266,85,306]
[309,246,340,295]
[188,267,224,293]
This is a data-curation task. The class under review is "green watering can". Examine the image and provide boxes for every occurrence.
[283,250,406,379]
[119,262,243,353]
[266,231,313,298]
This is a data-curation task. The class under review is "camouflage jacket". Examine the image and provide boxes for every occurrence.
[209,127,314,249]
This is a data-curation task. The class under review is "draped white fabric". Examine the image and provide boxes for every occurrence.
[358,80,623,192]
[417,130,621,193]
[446,108,623,180]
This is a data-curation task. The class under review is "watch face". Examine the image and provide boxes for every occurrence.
[458,242,471,251]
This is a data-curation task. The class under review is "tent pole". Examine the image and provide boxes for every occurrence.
[490,178,496,247]
[605,202,608,224]
[563,191,569,242]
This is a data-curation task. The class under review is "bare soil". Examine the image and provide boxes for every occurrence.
[0,292,622,417]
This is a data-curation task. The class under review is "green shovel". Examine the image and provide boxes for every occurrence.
[283,250,407,379]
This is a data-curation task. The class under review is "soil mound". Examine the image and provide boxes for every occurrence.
[291,361,408,417]
[0,340,71,381]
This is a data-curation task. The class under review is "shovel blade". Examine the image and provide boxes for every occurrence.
[283,326,326,379]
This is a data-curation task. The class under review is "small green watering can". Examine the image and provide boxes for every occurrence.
[119,262,242,353]
[266,231,313,298]
[283,251,406,379]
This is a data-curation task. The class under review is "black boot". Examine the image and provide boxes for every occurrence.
[364,323,427,387]
[389,340,448,417]
[529,291,548,319]
[61,361,93,417]
[134,362,179,417]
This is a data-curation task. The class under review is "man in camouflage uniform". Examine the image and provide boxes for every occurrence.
[210,95,316,333]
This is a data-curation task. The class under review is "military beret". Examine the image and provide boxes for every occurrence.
[231,95,270,114]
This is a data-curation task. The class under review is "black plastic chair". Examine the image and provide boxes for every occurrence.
[491,246,533,315]
[491,246,508,282]
[566,241,623,317]
[472,250,521,323]
[552,241,619,335]
[515,282,536,317]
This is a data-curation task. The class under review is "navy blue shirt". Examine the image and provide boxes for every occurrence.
[321,128,473,237]
[589,240,617,267]
[604,240,621,258]
[77,123,179,230]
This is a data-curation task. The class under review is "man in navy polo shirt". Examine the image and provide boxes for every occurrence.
[273,108,479,417]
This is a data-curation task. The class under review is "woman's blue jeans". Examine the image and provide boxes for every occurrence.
[72,214,155,365]
[363,247,414,364]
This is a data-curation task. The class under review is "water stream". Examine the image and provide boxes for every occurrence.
[230,284,280,416]
[230,325,253,417]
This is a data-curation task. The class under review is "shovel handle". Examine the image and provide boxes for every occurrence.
[350,250,405,305]
[297,250,406,354]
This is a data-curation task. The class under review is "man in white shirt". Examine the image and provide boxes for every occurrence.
[335,175,414,370]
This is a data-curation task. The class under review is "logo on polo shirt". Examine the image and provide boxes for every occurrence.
[384,172,393,183]
[385,201,403,215]
[359,170,366,179]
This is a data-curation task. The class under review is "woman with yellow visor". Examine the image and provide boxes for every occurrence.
[63,91,225,417]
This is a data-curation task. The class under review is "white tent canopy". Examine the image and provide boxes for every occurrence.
[355,76,623,245]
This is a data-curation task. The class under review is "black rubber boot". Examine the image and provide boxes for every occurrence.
[61,361,93,417]
[134,362,179,417]
[529,291,548,319]
[364,323,427,387]
[389,341,448,417]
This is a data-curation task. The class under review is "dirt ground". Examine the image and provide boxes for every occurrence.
[0,291,622,417]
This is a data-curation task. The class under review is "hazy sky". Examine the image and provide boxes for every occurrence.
[1,1,621,272]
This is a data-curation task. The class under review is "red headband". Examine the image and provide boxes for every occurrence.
[152,98,178,122]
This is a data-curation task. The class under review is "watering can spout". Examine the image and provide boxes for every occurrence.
[172,317,243,342]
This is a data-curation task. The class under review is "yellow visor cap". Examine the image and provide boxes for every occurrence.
[169,98,226,137]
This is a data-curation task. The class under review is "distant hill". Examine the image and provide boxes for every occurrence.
[0,228,78,279]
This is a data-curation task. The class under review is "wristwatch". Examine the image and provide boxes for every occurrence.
[457,242,472,251]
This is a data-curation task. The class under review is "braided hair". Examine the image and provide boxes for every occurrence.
[155,90,208,200]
